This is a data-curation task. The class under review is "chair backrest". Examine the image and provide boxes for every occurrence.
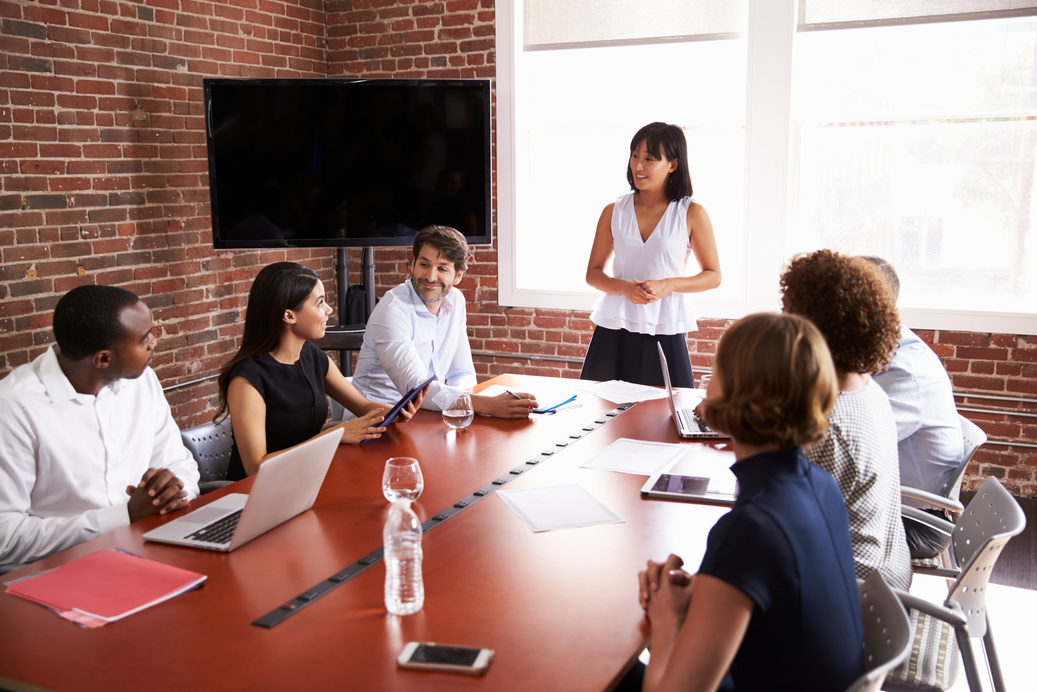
[326,377,352,423]
[845,572,913,692]
[941,415,987,500]
[946,476,1027,636]
[180,418,234,483]
[328,396,346,423]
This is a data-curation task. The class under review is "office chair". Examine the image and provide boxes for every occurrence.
[843,572,913,692]
[946,415,986,503]
[901,415,987,565]
[885,476,1027,692]
[180,418,234,494]
[324,377,353,427]
[328,396,347,423]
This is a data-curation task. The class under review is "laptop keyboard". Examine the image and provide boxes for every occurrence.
[185,509,243,544]
[676,407,717,435]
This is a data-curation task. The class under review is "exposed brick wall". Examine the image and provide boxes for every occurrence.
[326,0,494,79]
[2,0,1035,497]
[0,0,338,423]
[933,330,1037,497]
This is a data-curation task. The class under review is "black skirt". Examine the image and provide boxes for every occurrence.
[580,326,695,388]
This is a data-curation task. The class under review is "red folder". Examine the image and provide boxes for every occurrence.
[6,549,206,628]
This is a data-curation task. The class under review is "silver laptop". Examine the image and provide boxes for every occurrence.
[143,427,344,552]
[657,342,725,440]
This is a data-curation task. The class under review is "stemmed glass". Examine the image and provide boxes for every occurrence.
[442,392,474,431]
[382,457,424,503]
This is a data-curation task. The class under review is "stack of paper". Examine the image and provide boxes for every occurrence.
[5,549,206,628]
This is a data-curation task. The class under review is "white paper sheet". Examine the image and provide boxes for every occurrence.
[581,380,669,404]
[477,384,514,398]
[581,438,687,476]
[497,484,624,532]
[671,388,706,406]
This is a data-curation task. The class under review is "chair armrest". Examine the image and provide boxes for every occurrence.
[911,565,961,579]
[200,480,235,495]
[900,486,965,514]
[901,505,956,534]
[892,588,968,628]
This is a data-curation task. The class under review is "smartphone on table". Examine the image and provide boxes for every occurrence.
[397,642,494,674]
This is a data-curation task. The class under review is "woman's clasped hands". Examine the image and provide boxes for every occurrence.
[625,278,677,305]
[638,553,695,623]
[624,280,658,305]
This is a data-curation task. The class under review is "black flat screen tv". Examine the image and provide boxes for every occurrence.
[203,78,492,249]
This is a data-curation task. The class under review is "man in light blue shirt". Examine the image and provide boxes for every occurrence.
[865,257,964,557]
[352,225,537,419]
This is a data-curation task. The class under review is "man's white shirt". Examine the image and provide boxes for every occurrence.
[351,281,477,412]
[0,346,200,571]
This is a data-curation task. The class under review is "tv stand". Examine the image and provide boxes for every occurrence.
[317,247,375,375]
[315,324,366,351]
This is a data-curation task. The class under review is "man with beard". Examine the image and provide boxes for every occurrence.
[352,225,537,418]
[0,285,200,572]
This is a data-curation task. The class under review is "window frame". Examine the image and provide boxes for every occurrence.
[496,0,1037,335]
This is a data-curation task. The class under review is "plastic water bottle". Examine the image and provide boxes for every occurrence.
[383,499,424,615]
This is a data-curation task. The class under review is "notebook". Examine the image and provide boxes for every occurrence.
[143,426,344,552]
[657,342,725,439]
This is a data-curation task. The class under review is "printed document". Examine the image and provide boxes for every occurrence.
[581,438,687,475]
[498,484,624,532]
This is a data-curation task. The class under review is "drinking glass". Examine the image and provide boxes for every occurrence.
[442,392,474,431]
[382,457,424,503]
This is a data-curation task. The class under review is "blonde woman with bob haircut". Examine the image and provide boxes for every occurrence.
[633,313,863,692]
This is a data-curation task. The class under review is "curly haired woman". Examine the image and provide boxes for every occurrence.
[780,249,912,591]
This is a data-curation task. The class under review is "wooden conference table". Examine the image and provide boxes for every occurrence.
[0,375,734,692]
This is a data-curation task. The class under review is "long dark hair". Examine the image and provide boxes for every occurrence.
[626,122,693,202]
[215,262,320,422]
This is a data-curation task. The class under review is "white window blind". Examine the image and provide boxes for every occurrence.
[800,0,1037,29]
[523,0,746,49]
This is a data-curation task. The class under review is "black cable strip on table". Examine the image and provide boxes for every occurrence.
[252,402,636,628]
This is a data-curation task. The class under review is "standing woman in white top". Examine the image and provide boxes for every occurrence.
[582,122,721,387]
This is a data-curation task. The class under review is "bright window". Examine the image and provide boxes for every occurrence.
[793,17,1037,322]
[497,0,1037,334]
[513,40,746,305]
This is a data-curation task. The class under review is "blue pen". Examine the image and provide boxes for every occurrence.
[536,394,576,413]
